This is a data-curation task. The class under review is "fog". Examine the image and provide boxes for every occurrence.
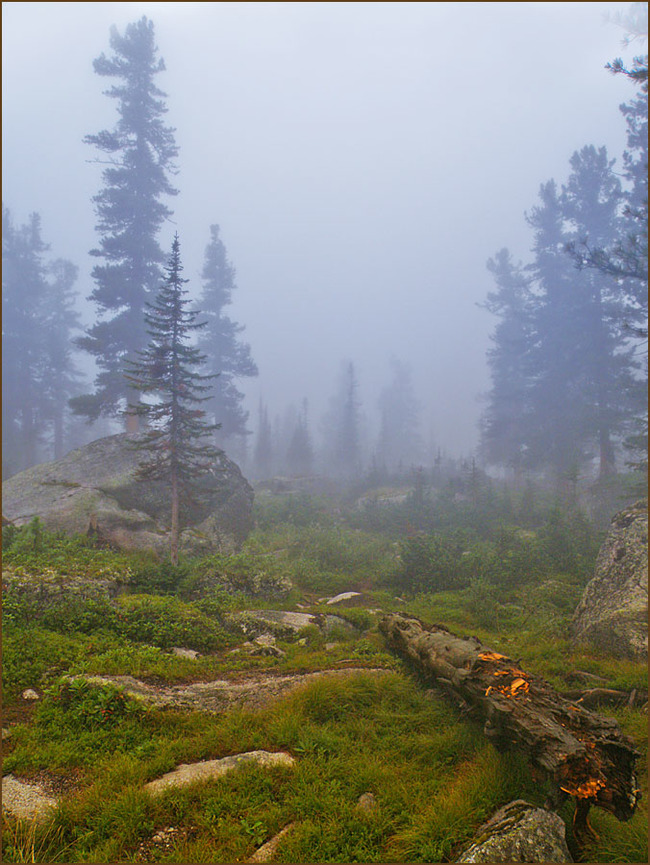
[2,1,642,462]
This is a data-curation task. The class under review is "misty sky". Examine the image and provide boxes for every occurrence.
[2,1,645,458]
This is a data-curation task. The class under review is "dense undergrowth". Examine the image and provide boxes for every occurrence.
[1,481,647,862]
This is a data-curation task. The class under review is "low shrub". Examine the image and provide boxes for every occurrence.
[397,533,467,593]
[37,677,143,732]
[114,595,232,652]
[187,552,292,599]
[254,493,330,530]
[1,626,89,701]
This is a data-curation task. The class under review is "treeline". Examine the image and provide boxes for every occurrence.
[480,57,648,487]
[3,18,647,495]
[249,357,427,482]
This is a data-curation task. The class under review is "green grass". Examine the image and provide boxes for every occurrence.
[2,494,646,862]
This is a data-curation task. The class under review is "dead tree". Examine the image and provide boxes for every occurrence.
[380,613,640,835]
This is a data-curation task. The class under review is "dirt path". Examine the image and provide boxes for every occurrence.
[83,666,393,713]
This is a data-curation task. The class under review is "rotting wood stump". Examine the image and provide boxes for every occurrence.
[380,613,640,835]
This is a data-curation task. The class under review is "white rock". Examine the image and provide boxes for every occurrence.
[21,688,40,700]
[1,775,58,820]
[171,647,200,660]
[144,750,296,796]
[326,592,362,605]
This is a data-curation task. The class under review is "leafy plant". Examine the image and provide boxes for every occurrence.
[240,817,267,846]
[37,678,142,732]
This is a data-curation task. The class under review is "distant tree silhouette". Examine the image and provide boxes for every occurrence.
[196,224,258,449]
[286,399,314,476]
[323,361,362,479]
[2,206,82,475]
[376,358,422,473]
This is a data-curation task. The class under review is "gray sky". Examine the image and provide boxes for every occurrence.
[2,1,645,458]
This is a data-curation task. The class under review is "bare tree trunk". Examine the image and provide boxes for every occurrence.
[125,390,141,433]
[170,468,179,566]
[54,409,64,460]
[380,613,640,834]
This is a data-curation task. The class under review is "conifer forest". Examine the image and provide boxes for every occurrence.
[2,3,648,863]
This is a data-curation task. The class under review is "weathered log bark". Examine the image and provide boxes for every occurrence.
[380,613,640,830]
[561,687,647,710]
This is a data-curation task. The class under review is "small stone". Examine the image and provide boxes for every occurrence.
[250,645,286,658]
[21,688,40,701]
[325,643,337,650]
[171,647,200,660]
[254,634,277,647]
[356,792,378,812]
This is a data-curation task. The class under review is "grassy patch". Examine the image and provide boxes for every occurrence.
[2,488,645,862]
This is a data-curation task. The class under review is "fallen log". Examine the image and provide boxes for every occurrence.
[380,613,640,834]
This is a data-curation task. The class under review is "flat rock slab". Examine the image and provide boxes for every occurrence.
[2,775,59,821]
[144,750,295,796]
[83,668,391,714]
[234,610,317,634]
[456,800,572,863]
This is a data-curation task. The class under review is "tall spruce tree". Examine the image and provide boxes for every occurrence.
[2,206,82,475]
[125,235,220,565]
[524,179,588,481]
[479,249,535,476]
[566,57,648,472]
[560,145,639,476]
[72,17,179,426]
[482,149,642,484]
[196,224,258,447]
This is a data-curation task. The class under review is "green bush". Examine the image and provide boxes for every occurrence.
[37,678,143,732]
[114,595,231,652]
[330,607,374,631]
[129,558,190,594]
[465,579,504,629]
[537,508,599,579]
[397,533,466,593]
[187,551,292,599]
[1,626,88,701]
[254,493,330,530]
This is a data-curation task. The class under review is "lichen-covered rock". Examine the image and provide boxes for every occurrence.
[144,751,295,796]
[572,500,648,660]
[229,610,360,640]
[2,433,254,557]
[456,800,572,863]
[2,775,59,821]
[231,610,318,639]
